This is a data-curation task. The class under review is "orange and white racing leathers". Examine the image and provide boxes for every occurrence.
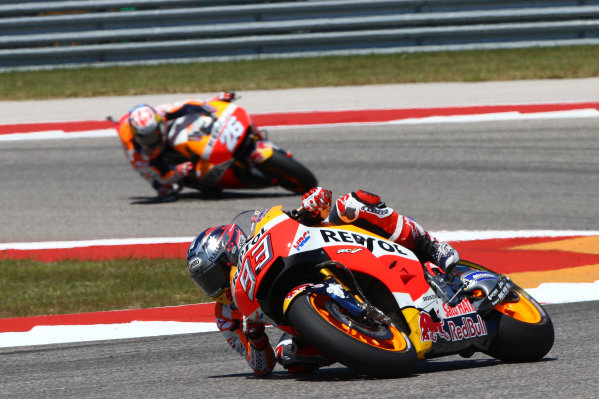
[215,301,276,377]
[116,97,218,195]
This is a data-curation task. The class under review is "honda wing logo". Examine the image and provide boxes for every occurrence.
[293,231,311,250]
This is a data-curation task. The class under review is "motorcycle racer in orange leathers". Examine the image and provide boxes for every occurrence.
[186,187,460,376]
[116,92,236,199]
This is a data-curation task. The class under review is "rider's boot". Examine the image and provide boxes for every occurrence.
[275,333,333,374]
[414,234,460,273]
[414,235,463,305]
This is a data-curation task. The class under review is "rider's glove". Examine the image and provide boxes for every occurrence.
[175,161,194,178]
[414,234,460,273]
[242,316,269,350]
[302,187,332,219]
[218,91,236,102]
[156,183,176,198]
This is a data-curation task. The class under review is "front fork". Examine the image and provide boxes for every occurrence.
[282,267,392,326]
[240,127,292,165]
[248,139,275,163]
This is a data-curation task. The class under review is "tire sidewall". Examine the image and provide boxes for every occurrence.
[485,292,555,362]
[259,150,317,193]
[286,293,417,377]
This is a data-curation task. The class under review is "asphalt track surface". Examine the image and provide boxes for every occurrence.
[1,117,598,242]
[2,116,599,399]
[0,300,597,399]
[1,80,598,397]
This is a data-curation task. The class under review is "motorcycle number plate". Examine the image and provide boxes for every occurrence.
[219,115,245,152]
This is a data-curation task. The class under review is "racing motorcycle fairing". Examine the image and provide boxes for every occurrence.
[232,207,461,328]
[167,101,253,164]
[231,206,428,324]
[231,206,553,365]
[159,100,315,192]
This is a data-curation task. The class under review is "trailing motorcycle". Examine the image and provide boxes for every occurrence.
[231,206,554,377]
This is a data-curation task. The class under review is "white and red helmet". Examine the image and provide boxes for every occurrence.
[129,105,165,148]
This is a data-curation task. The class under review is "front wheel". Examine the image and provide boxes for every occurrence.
[485,285,554,362]
[257,151,317,194]
[286,293,417,377]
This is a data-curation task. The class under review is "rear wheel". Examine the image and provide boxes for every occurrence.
[485,286,554,362]
[258,150,317,193]
[286,293,417,377]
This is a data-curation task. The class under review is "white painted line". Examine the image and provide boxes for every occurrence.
[2,230,598,250]
[0,129,116,142]
[433,230,599,242]
[388,109,599,125]
[527,280,599,305]
[264,109,599,130]
[0,321,218,348]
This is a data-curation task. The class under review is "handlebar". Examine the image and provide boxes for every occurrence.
[106,116,118,124]
[288,206,309,220]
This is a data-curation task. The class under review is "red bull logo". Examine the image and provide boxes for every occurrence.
[419,311,450,342]
[447,314,488,341]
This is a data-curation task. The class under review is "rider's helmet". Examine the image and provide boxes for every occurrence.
[186,224,246,304]
[128,104,166,151]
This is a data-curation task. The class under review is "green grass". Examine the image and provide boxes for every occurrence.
[1,45,598,100]
[0,258,211,318]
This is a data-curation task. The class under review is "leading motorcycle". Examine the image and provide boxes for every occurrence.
[231,206,555,377]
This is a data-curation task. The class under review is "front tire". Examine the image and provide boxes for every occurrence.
[286,293,417,377]
[258,151,317,194]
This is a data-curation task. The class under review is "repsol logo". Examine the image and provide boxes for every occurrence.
[320,230,408,256]
[211,104,237,135]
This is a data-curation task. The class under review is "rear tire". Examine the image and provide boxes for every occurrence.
[258,151,317,194]
[286,293,417,378]
[485,286,554,362]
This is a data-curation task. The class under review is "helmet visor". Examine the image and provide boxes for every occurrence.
[188,253,231,298]
[134,128,162,148]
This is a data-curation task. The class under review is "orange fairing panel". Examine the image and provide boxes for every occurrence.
[494,292,543,324]
[182,136,209,159]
